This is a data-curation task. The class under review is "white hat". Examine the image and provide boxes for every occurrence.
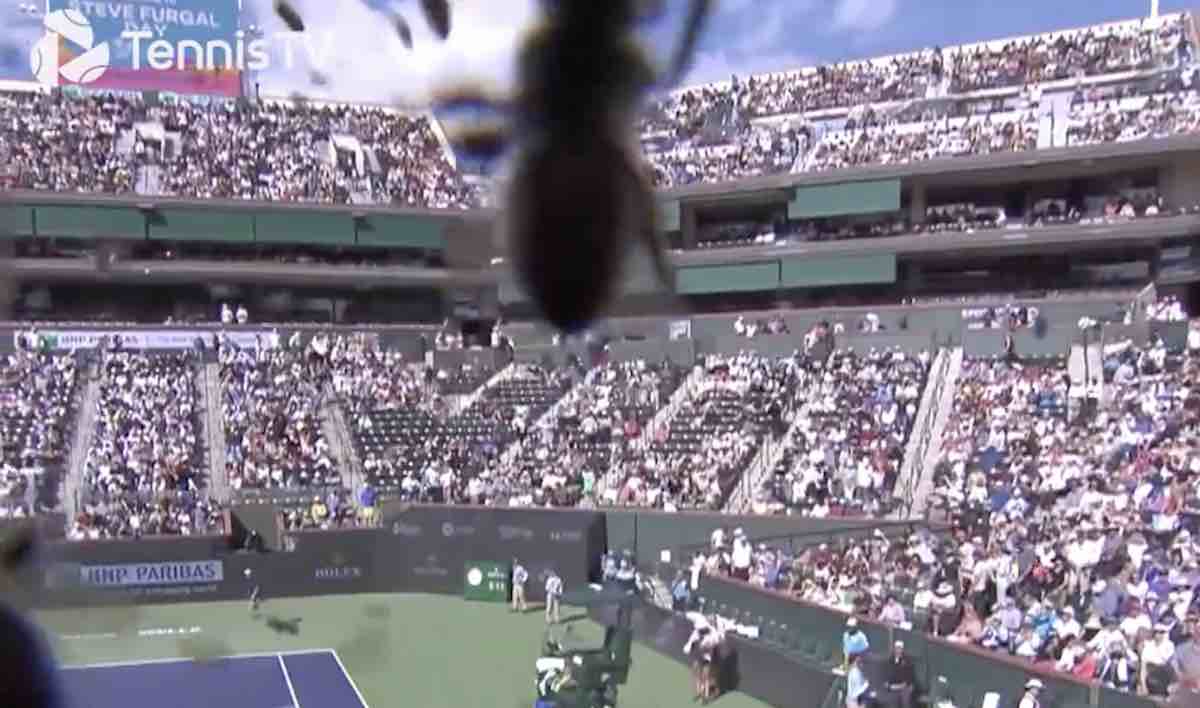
[1026,679,1044,690]
[846,617,858,628]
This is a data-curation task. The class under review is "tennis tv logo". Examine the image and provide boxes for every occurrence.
[29,9,111,87]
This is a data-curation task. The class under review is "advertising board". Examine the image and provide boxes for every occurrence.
[378,505,606,602]
[43,0,242,96]
[17,328,276,351]
[462,561,509,603]
[46,559,225,600]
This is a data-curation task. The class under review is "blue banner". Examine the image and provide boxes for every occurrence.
[22,0,243,94]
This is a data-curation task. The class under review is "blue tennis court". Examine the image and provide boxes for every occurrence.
[62,649,369,708]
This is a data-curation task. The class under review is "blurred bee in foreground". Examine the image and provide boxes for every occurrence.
[436,0,713,332]
[274,0,711,332]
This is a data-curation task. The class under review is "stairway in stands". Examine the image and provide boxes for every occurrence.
[906,346,964,519]
[201,361,228,499]
[64,361,101,522]
[320,382,359,490]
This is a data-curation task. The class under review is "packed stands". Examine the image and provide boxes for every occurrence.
[0,90,479,208]
[756,349,930,518]
[645,14,1194,187]
[220,339,340,491]
[0,351,78,517]
[689,330,1200,699]
[74,351,220,539]
[1,15,1195,202]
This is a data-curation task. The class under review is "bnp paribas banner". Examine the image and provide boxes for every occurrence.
[15,328,278,351]
[35,0,242,96]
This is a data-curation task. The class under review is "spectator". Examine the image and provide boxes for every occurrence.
[75,351,221,539]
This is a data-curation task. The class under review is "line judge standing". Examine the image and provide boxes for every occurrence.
[545,569,563,624]
[512,558,529,613]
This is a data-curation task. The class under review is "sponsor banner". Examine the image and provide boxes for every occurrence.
[497,524,534,542]
[20,329,277,351]
[83,65,241,96]
[548,529,583,544]
[44,0,242,96]
[313,551,365,582]
[44,559,226,602]
[379,506,606,602]
[413,554,451,578]
[463,561,509,602]
[80,560,223,587]
[390,522,424,538]
[440,521,476,538]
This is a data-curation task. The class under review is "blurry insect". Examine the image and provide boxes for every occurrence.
[419,0,451,39]
[392,13,415,50]
[435,0,713,332]
[274,0,305,31]
[278,0,447,51]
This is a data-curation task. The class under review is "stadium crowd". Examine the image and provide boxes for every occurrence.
[643,15,1193,187]
[220,337,340,490]
[0,351,77,517]
[695,333,1200,698]
[601,352,800,511]
[502,358,685,508]
[0,15,1195,197]
[0,90,479,208]
[74,351,223,539]
[754,348,930,518]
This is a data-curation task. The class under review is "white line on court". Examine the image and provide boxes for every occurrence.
[277,654,302,708]
[327,649,371,708]
[60,648,337,671]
